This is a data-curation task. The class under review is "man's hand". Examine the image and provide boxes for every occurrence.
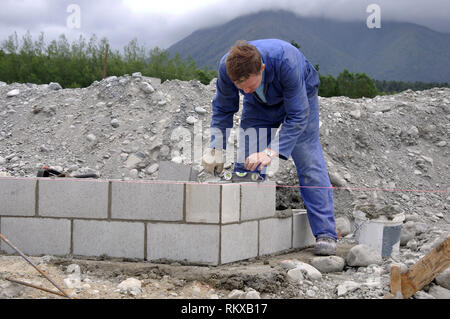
[202,148,225,175]
[244,148,278,171]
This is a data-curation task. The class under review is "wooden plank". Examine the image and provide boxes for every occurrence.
[389,264,403,299]
[400,236,450,299]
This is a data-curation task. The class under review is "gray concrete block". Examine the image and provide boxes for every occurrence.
[0,217,70,256]
[186,183,220,223]
[0,178,36,216]
[147,223,219,265]
[259,217,292,255]
[221,221,258,264]
[221,184,240,224]
[39,179,108,218]
[111,181,183,221]
[240,182,276,221]
[293,209,316,249]
[158,161,198,181]
[73,220,144,259]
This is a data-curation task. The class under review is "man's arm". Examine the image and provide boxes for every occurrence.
[210,58,239,149]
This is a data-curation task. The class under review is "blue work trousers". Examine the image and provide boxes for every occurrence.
[234,95,337,240]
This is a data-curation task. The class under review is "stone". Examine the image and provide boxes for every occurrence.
[335,216,352,237]
[6,89,20,97]
[414,291,435,299]
[110,119,120,128]
[48,82,63,90]
[146,163,159,174]
[311,256,346,273]
[428,285,450,299]
[228,289,246,299]
[287,268,305,282]
[291,261,322,281]
[244,288,261,299]
[140,81,155,93]
[194,106,207,114]
[186,116,198,125]
[346,244,382,267]
[117,278,142,296]
[86,134,97,142]
[435,267,450,290]
[336,281,361,296]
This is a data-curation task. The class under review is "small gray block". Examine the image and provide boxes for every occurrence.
[111,181,183,221]
[259,217,292,255]
[240,182,276,220]
[221,184,240,224]
[186,183,220,223]
[0,178,35,216]
[39,179,108,218]
[158,161,198,181]
[73,220,144,259]
[221,221,258,264]
[0,217,70,256]
[147,223,219,265]
[293,209,316,249]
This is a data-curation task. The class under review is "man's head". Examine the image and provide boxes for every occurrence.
[226,40,265,94]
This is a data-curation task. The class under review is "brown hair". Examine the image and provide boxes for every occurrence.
[225,40,262,83]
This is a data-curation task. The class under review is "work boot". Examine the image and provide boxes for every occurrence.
[314,236,336,256]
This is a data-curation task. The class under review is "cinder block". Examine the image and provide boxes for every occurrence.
[158,161,198,181]
[0,217,70,256]
[293,209,316,249]
[39,179,108,218]
[240,182,276,221]
[73,220,144,259]
[186,183,220,223]
[221,184,240,224]
[0,178,36,216]
[259,217,292,255]
[147,223,219,265]
[221,221,258,264]
[111,181,183,221]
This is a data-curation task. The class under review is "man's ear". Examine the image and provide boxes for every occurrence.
[261,64,266,72]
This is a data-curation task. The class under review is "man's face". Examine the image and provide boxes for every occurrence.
[234,64,265,94]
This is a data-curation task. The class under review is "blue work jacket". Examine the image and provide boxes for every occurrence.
[210,38,320,160]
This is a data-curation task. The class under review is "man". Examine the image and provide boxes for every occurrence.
[202,39,337,255]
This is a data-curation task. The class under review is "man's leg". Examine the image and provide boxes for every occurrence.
[290,95,337,242]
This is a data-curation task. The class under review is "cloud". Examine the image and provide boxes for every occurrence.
[0,0,449,52]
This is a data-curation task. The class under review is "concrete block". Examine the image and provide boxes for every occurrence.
[147,223,219,265]
[0,217,70,256]
[158,161,198,181]
[240,182,276,221]
[39,179,108,218]
[73,220,144,259]
[186,183,220,223]
[111,181,183,221]
[221,184,240,224]
[259,217,292,255]
[221,221,258,264]
[0,178,35,216]
[293,209,316,249]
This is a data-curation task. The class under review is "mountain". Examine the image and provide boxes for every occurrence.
[167,10,450,83]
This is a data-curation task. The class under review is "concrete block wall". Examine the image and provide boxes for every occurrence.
[0,177,316,265]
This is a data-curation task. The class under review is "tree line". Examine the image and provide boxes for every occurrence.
[0,32,448,98]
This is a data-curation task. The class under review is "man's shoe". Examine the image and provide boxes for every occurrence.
[314,236,336,256]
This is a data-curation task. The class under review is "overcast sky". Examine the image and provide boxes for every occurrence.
[1,0,449,51]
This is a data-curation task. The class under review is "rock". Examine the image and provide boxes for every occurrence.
[228,289,246,299]
[132,72,142,77]
[428,285,450,299]
[186,116,198,125]
[86,134,97,142]
[400,224,416,246]
[7,89,20,97]
[140,81,155,93]
[48,82,63,90]
[280,259,298,270]
[0,156,6,165]
[336,281,361,296]
[335,216,352,237]
[244,288,261,299]
[350,108,361,119]
[0,281,25,298]
[346,244,382,267]
[125,153,144,169]
[64,264,81,289]
[435,267,450,290]
[290,261,322,281]
[117,277,142,296]
[414,291,435,299]
[311,256,345,273]
[146,163,159,174]
[287,268,304,282]
[194,106,207,114]
[110,119,120,128]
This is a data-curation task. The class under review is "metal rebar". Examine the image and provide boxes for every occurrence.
[5,276,76,299]
[0,233,74,299]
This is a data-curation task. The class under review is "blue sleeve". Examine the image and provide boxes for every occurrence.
[270,54,312,160]
[210,58,239,149]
